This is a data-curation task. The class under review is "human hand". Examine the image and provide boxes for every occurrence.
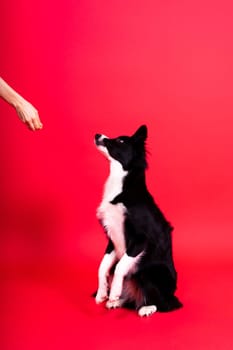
[15,98,43,131]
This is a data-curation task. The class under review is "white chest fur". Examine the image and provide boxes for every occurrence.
[97,160,128,259]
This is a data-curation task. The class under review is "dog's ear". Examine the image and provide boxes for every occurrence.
[132,125,147,143]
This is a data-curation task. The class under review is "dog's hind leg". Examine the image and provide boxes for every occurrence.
[135,265,182,313]
[138,305,157,317]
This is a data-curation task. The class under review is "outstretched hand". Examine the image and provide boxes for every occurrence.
[15,98,43,131]
[0,77,43,131]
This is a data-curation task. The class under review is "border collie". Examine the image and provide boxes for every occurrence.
[94,125,182,316]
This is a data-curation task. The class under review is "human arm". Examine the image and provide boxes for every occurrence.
[0,77,43,131]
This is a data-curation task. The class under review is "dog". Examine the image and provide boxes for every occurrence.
[94,125,182,316]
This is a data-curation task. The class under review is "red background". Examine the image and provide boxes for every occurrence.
[1,1,233,349]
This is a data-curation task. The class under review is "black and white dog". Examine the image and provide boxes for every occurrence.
[94,125,182,316]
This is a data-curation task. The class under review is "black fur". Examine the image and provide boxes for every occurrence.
[95,125,182,313]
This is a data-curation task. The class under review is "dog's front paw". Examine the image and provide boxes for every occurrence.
[95,292,108,304]
[106,298,123,309]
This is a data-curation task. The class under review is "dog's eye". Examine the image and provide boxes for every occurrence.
[116,138,124,144]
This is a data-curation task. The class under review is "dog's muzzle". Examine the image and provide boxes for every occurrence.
[95,134,108,147]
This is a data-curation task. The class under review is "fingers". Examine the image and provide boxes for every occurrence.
[26,121,35,131]
[16,100,43,131]
[29,108,43,131]
[31,117,43,131]
[26,117,43,131]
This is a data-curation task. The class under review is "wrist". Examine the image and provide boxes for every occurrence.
[11,94,25,110]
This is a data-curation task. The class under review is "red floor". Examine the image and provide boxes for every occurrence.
[2,256,232,350]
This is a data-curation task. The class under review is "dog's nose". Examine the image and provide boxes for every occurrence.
[95,133,109,146]
[95,134,102,142]
[95,133,106,146]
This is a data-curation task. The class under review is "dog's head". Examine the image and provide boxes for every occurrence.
[95,125,148,170]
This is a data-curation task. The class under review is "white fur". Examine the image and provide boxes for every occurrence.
[95,251,117,304]
[138,305,157,317]
[97,158,128,204]
[109,252,143,302]
[106,298,124,309]
[97,157,128,259]
[95,134,110,159]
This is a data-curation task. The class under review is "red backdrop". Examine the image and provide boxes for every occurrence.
[1,1,233,349]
